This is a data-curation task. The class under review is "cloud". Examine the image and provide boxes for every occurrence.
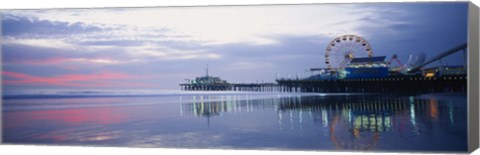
[2,70,151,87]
[1,3,469,90]
[1,4,419,69]
[1,13,101,37]
[3,4,401,46]
[124,44,221,61]
[2,13,201,50]
[3,38,78,50]
[2,37,220,67]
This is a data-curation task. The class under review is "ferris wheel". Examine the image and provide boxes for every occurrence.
[325,35,374,70]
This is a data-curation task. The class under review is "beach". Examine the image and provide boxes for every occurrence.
[2,91,467,151]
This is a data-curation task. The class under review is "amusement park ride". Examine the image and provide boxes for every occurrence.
[307,34,465,80]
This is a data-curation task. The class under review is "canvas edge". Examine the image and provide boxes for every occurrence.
[0,1,471,12]
[0,2,475,153]
[468,1,480,153]
[0,9,3,145]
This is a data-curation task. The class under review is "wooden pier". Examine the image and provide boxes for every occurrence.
[179,83,280,92]
[180,74,466,94]
[276,74,466,94]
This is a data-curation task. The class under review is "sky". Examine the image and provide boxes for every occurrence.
[1,2,469,91]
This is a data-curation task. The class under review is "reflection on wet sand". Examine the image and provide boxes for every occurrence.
[179,94,462,150]
[5,108,126,129]
[3,93,466,151]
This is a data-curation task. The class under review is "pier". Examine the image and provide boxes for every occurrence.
[179,75,467,94]
[180,74,466,94]
[179,38,468,95]
[276,74,466,94]
[180,83,280,92]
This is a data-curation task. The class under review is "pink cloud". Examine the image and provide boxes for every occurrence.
[6,57,121,66]
[2,70,155,88]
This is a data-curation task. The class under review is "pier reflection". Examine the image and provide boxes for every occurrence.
[179,94,464,150]
[180,95,279,117]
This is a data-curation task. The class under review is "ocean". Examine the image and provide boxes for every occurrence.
[2,90,468,152]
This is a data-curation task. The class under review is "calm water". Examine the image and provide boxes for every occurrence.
[2,92,467,152]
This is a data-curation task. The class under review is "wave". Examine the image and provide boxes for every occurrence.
[4,89,266,99]
[2,89,363,99]
[3,92,319,111]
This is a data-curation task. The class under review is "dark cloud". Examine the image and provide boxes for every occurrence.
[354,2,468,68]
[208,35,329,60]
[2,44,67,63]
[1,14,102,37]
[3,63,95,77]
[186,35,333,82]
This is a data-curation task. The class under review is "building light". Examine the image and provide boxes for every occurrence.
[425,73,435,77]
